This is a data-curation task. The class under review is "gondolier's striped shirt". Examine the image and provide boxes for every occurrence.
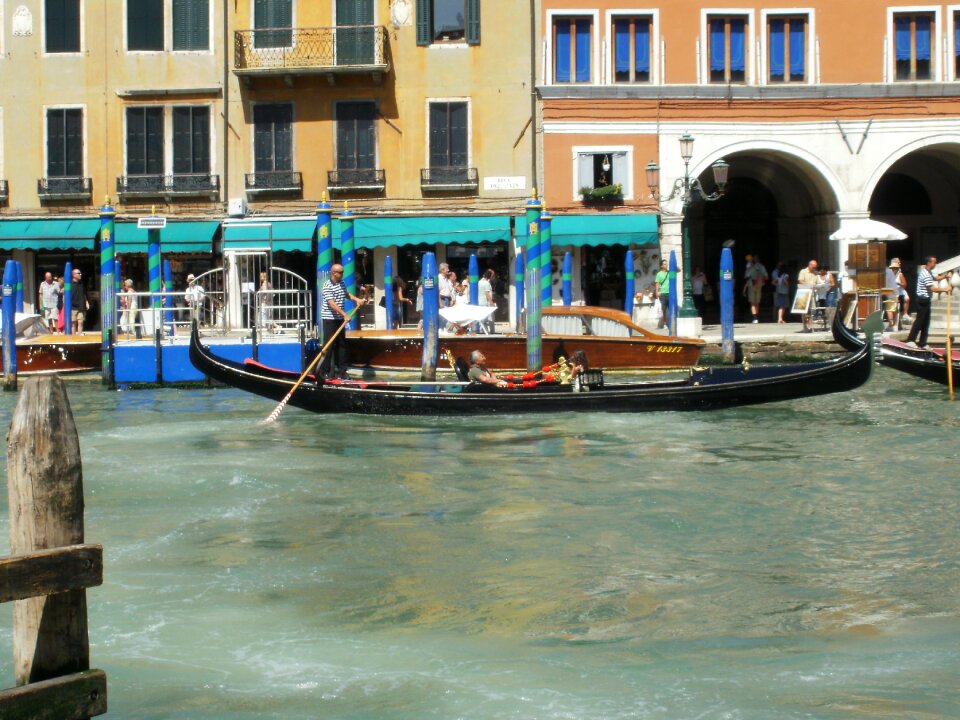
[321,280,347,320]
[916,267,934,298]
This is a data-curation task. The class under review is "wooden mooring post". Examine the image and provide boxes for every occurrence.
[0,375,106,719]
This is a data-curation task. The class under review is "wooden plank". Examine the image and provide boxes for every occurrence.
[0,669,107,720]
[6,376,90,684]
[0,545,103,603]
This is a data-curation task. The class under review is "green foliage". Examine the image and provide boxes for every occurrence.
[580,184,623,201]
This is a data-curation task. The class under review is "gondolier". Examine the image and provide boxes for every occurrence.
[320,263,366,380]
[905,256,950,350]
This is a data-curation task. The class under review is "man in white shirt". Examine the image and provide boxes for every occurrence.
[38,272,61,332]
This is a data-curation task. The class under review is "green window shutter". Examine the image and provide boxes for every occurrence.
[45,0,81,53]
[173,0,209,51]
[128,0,164,50]
[416,0,432,46]
[64,109,83,177]
[192,108,210,172]
[429,103,448,167]
[47,111,65,177]
[466,0,480,45]
[449,102,468,166]
[145,107,164,175]
[126,108,145,174]
[173,107,190,172]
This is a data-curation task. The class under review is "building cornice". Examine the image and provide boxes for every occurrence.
[538,83,960,101]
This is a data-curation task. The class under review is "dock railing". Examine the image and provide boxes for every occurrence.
[0,376,106,719]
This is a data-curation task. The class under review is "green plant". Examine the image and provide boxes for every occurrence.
[580,183,623,201]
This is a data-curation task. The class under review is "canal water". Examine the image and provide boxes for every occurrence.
[1,369,958,719]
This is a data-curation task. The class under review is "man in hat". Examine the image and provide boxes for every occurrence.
[743,253,768,324]
[185,273,206,325]
[905,256,951,350]
[884,258,907,330]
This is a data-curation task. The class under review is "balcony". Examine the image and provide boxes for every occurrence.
[420,167,479,193]
[245,171,303,196]
[327,168,386,194]
[38,176,92,201]
[234,25,390,84]
[117,174,220,200]
[0,179,7,204]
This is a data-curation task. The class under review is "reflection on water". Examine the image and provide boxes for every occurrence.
[1,370,959,719]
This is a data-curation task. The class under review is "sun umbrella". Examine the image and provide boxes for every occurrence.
[829,219,907,242]
[439,304,497,329]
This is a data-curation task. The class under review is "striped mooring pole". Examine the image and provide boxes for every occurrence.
[524,190,543,373]
[340,203,357,330]
[99,198,116,383]
[315,195,332,336]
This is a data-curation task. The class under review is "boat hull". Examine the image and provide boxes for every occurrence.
[4,334,102,375]
[191,324,874,416]
[344,331,702,371]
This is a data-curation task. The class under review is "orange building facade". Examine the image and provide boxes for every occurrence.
[538,0,960,330]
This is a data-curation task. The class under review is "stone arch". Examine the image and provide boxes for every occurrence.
[860,135,960,210]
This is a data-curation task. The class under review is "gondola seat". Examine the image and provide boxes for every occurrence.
[454,357,471,382]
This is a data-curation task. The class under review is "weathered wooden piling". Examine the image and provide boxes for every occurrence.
[1,375,106,719]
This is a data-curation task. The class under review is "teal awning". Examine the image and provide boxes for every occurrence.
[222,220,316,252]
[115,221,220,253]
[539,214,660,248]
[344,216,512,249]
[0,218,101,250]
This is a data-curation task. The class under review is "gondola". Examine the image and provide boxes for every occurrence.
[832,307,959,385]
[189,311,879,416]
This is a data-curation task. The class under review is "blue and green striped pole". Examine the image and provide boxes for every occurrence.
[340,203,357,330]
[668,250,678,336]
[163,259,174,337]
[100,198,116,382]
[539,208,552,307]
[384,255,395,330]
[14,261,23,313]
[148,219,162,335]
[514,250,524,333]
[524,191,542,372]
[469,254,479,305]
[624,250,635,317]
[315,195,332,335]
[562,252,572,306]
[420,252,439,381]
[63,261,73,335]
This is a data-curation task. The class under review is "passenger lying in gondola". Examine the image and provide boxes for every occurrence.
[568,350,589,379]
[467,350,507,387]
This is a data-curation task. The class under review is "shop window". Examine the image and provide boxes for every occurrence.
[173,106,210,175]
[45,0,81,53]
[708,15,747,83]
[612,16,652,83]
[126,107,164,177]
[576,151,629,198]
[47,108,84,178]
[173,0,209,51]
[554,16,592,83]
[894,12,933,80]
[253,104,293,173]
[768,15,806,83]
[127,0,164,51]
[254,0,292,49]
[416,0,480,45]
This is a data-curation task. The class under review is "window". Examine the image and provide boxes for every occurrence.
[254,0,292,48]
[125,107,164,177]
[554,17,592,83]
[709,15,747,83]
[45,0,81,53]
[173,0,209,51]
[894,12,933,80]
[47,108,83,178]
[416,0,480,45]
[768,16,806,83]
[173,106,210,175]
[612,16,652,83]
[429,102,468,168]
[253,104,293,172]
[575,150,630,198]
[128,0,164,51]
[336,102,376,171]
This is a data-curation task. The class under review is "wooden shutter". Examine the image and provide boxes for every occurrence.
[64,109,83,177]
[173,0,209,51]
[466,0,481,45]
[129,0,164,50]
[173,107,191,173]
[274,105,293,171]
[47,111,65,177]
[416,0,432,46]
[126,108,145,174]
[356,103,376,170]
[449,102,468,167]
[253,105,274,172]
[336,104,358,170]
[192,108,210,172]
[46,0,81,53]
[429,103,448,167]
[145,108,164,175]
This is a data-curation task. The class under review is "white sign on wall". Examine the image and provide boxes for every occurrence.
[483,176,526,191]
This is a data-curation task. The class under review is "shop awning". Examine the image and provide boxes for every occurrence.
[0,218,101,250]
[115,221,220,253]
[222,220,316,252]
[535,214,659,247]
[346,215,512,249]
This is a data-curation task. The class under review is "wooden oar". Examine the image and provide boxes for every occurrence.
[947,288,954,401]
[259,306,359,424]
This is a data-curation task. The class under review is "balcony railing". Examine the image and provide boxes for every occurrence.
[0,179,7,203]
[38,176,92,200]
[117,174,220,199]
[327,168,386,193]
[245,171,303,195]
[234,25,390,78]
[420,167,479,192]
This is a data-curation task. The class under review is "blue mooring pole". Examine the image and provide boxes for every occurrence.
[2,260,17,390]
[562,252,572,306]
[720,248,736,363]
[514,251,524,333]
[668,250,678,336]
[524,193,543,372]
[420,252,439,381]
[316,195,332,336]
[163,259,174,337]
[624,251,635,317]
[63,261,73,336]
[340,205,357,331]
[540,209,552,308]
[384,255,395,330]
[14,261,23,313]
[100,199,117,384]
[468,253,479,333]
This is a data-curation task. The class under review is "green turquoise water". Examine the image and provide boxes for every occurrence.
[1,370,958,719]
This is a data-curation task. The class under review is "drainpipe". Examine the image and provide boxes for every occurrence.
[223,0,230,203]
[529,0,539,191]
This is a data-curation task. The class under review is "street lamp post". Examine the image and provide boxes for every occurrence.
[646,134,729,324]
